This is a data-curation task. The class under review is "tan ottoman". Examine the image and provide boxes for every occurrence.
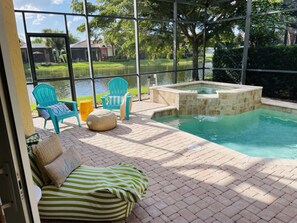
[86,109,117,131]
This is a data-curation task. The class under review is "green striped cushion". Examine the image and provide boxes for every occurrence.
[108,96,123,106]
[39,164,148,221]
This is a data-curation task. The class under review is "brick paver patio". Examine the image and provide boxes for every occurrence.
[35,101,297,223]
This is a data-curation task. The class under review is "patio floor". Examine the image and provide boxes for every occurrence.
[34,101,297,223]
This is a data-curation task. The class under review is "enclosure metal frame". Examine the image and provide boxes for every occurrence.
[83,0,97,107]
[15,0,297,105]
[26,32,76,101]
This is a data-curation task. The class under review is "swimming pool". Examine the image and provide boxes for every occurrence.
[154,109,297,159]
[175,84,233,94]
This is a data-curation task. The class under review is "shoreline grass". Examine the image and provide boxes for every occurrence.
[25,57,212,74]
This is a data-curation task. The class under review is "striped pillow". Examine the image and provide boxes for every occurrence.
[38,103,70,120]
[26,133,44,188]
[108,96,123,106]
[28,150,44,188]
[49,103,70,116]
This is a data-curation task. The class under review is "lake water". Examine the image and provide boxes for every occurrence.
[27,62,213,104]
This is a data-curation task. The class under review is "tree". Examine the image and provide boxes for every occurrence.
[68,33,79,44]
[150,0,245,80]
[236,0,295,47]
[39,29,79,62]
[69,0,258,80]
[71,0,246,80]
[32,38,43,44]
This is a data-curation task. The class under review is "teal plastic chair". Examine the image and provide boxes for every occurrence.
[101,77,131,120]
[32,84,81,134]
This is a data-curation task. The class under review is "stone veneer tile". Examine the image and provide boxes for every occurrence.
[151,81,263,116]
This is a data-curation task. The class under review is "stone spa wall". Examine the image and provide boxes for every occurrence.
[150,81,263,115]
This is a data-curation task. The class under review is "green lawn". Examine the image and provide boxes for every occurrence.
[24,57,212,75]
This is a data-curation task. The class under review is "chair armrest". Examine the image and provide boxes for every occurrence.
[101,95,109,108]
[36,105,54,114]
[101,95,108,99]
[36,105,49,110]
[58,100,78,111]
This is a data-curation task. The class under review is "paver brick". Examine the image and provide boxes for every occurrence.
[209,201,225,212]
[213,212,233,223]
[146,205,162,218]
[281,206,297,218]
[258,209,277,221]
[276,213,292,223]
[197,208,214,220]
[179,208,197,222]
[233,200,249,210]
[161,205,179,217]
[172,216,188,223]
[240,210,260,222]
[269,218,284,223]
[222,206,240,217]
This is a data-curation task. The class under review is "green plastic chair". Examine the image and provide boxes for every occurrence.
[32,84,81,134]
[101,77,131,120]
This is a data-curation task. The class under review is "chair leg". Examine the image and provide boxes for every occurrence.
[126,99,130,120]
[76,114,81,127]
[52,119,60,134]
[43,119,47,129]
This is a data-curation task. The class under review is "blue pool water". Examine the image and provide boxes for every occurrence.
[154,109,297,159]
[175,84,233,94]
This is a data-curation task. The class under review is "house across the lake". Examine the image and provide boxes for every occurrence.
[20,39,115,63]
[20,40,53,63]
[70,40,114,62]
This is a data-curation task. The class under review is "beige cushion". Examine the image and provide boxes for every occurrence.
[45,147,82,188]
[32,134,63,185]
[86,109,117,131]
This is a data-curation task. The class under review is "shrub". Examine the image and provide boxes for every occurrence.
[213,45,297,100]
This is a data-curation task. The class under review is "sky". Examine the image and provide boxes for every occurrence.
[13,0,97,42]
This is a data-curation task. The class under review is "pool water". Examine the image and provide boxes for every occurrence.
[154,109,297,159]
[175,84,233,94]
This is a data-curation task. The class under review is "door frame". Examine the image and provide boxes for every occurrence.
[26,33,76,101]
[0,23,40,223]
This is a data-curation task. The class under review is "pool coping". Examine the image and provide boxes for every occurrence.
[150,80,262,91]
[150,97,297,165]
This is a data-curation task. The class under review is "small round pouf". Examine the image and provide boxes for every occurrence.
[86,109,117,131]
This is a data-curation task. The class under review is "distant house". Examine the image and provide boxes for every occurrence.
[70,40,114,62]
[19,39,115,63]
[20,40,53,63]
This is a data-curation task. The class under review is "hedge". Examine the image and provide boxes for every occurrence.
[213,45,297,100]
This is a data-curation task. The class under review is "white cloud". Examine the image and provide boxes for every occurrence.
[73,17,84,22]
[15,12,22,21]
[18,33,26,42]
[32,14,46,25]
[52,0,63,4]
[67,21,73,27]
[16,4,41,20]
[13,0,59,10]
[19,4,40,11]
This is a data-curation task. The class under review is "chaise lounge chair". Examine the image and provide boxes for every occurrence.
[26,133,148,221]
